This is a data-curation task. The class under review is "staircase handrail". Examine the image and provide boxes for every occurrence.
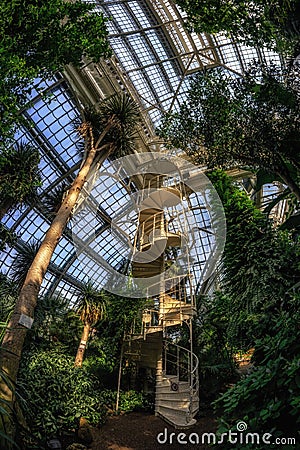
[163,340,199,424]
[163,341,199,386]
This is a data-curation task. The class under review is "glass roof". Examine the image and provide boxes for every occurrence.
[0,0,283,302]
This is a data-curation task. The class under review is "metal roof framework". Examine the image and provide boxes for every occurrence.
[0,0,283,301]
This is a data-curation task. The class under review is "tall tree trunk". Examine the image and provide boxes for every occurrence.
[0,121,113,441]
[74,322,91,368]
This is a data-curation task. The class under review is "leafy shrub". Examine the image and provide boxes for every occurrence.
[17,349,106,440]
[208,170,300,348]
[120,390,154,412]
[17,347,153,445]
[194,292,239,399]
[98,389,154,414]
[0,367,20,450]
[214,297,300,448]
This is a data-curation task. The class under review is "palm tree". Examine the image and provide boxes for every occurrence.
[0,92,140,426]
[0,142,41,220]
[74,281,108,368]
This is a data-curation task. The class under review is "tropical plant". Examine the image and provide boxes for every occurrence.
[81,93,141,158]
[159,63,300,201]
[207,170,300,347]
[0,142,41,220]
[200,171,300,445]
[0,0,111,142]
[98,389,153,414]
[17,349,105,443]
[10,241,40,291]
[29,294,73,345]
[0,368,19,450]
[74,281,108,368]
[0,93,140,440]
[0,275,22,448]
[214,294,300,448]
[17,347,153,446]
[41,182,69,219]
[0,225,17,252]
[0,274,17,320]
[95,294,149,373]
[0,274,17,347]
[174,0,300,53]
[193,292,238,400]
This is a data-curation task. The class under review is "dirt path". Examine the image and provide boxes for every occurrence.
[87,411,217,450]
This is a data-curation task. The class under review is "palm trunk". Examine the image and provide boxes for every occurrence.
[0,121,113,430]
[74,323,90,368]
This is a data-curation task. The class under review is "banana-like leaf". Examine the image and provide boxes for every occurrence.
[280,213,300,230]
[263,187,291,215]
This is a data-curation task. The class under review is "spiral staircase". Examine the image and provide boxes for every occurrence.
[124,173,199,428]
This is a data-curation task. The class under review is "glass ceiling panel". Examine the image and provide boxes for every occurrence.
[93,0,282,127]
[51,238,74,267]
[14,211,49,242]
[0,0,285,302]
[27,85,81,169]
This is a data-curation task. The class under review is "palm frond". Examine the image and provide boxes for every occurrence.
[0,141,41,211]
[74,279,108,326]
[10,240,40,290]
[42,182,69,218]
[80,92,140,157]
[98,92,140,129]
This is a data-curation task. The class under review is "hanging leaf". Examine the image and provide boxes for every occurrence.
[280,213,300,230]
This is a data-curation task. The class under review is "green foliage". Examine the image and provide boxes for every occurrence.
[201,172,300,445]
[29,295,79,348]
[10,240,40,291]
[0,367,20,450]
[98,389,153,414]
[174,0,300,53]
[17,346,152,444]
[0,274,17,343]
[159,63,300,200]
[214,295,300,447]
[81,93,141,159]
[0,0,111,141]
[0,142,41,217]
[0,225,17,252]
[21,292,82,354]
[74,280,108,327]
[17,349,106,440]
[81,338,117,384]
[41,182,69,219]
[194,292,238,399]
[98,294,148,363]
[78,293,149,386]
[208,170,300,346]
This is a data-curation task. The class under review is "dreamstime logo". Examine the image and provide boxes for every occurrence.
[236,420,248,432]
[71,153,226,298]
[156,421,297,446]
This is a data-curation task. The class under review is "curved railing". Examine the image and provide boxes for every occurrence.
[162,340,199,423]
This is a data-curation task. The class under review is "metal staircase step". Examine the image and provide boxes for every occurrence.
[156,401,199,416]
[155,392,190,401]
[156,382,190,393]
[156,409,197,429]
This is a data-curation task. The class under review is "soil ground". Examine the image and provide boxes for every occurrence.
[65,408,217,450]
